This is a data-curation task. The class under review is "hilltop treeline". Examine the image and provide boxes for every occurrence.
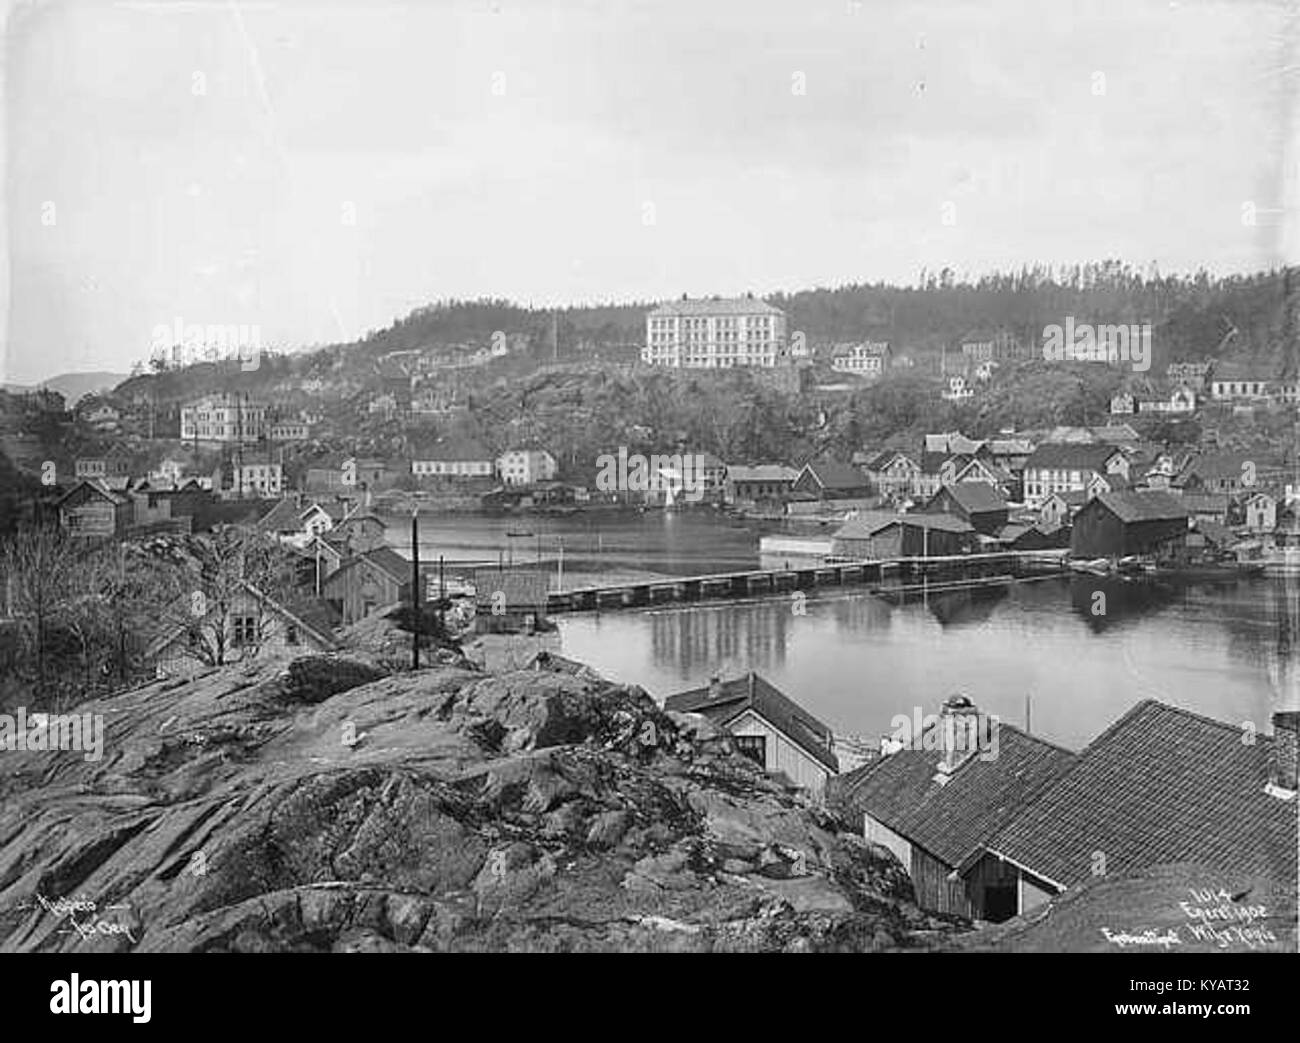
[356,263,1298,369]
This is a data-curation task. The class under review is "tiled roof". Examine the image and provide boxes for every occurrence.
[984,701,1299,888]
[1025,443,1122,471]
[664,672,838,773]
[1093,490,1189,524]
[838,722,1076,868]
[648,296,783,317]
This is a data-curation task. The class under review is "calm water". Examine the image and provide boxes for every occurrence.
[387,511,1299,750]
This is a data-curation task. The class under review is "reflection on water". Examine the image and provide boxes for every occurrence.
[559,575,1299,753]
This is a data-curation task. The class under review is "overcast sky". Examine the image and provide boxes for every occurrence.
[2,0,1296,383]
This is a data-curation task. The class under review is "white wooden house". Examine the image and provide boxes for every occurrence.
[664,673,839,797]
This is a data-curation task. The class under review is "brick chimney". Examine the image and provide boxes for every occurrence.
[1269,711,1298,794]
[934,693,981,781]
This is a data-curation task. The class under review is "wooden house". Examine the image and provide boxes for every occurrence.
[472,568,550,633]
[1038,489,1088,529]
[323,547,412,626]
[963,702,1298,920]
[1022,443,1128,507]
[664,672,839,797]
[834,699,1075,921]
[793,461,871,501]
[147,582,339,677]
[57,479,132,538]
[724,465,799,506]
[922,481,1009,534]
[863,449,921,500]
[1245,492,1278,532]
[1070,490,1190,560]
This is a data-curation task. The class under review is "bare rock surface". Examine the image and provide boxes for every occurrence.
[0,653,957,953]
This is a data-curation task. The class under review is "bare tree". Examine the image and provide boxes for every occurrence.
[156,526,301,669]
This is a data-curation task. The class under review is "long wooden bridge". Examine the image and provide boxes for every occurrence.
[544,550,1068,613]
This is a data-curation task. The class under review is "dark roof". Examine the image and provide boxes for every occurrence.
[1025,443,1122,471]
[984,701,1299,888]
[327,547,411,586]
[664,672,839,773]
[258,497,303,532]
[1045,489,1090,506]
[801,461,868,490]
[57,478,129,506]
[935,481,1008,515]
[838,722,1076,868]
[832,511,903,541]
[472,568,550,609]
[895,514,975,534]
[1090,490,1189,524]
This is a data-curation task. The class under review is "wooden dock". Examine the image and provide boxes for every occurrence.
[545,550,1068,613]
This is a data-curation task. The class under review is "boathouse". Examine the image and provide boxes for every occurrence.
[1070,490,1189,560]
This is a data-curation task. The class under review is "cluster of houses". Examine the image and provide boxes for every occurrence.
[652,670,1296,925]
[833,692,1298,923]
[717,426,1299,566]
[128,488,557,677]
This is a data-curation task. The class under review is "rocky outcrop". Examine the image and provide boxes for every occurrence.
[0,653,959,953]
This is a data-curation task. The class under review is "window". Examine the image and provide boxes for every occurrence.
[285,623,300,646]
[733,734,767,768]
[232,615,258,647]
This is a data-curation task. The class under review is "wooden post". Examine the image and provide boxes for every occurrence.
[411,508,420,669]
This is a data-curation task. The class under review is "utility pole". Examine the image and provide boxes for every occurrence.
[411,507,420,670]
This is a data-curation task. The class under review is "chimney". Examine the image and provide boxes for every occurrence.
[1269,711,1298,794]
[934,693,981,780]
[708,675,724,700]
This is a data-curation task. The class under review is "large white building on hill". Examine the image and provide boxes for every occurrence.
[643,296,787,368]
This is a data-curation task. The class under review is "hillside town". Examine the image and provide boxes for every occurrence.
[2,0,1297,977]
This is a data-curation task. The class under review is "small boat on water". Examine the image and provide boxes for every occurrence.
[1069,557,1111,576]
[505,529,534,538]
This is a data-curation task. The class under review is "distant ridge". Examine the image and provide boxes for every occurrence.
[4,371,129,402]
